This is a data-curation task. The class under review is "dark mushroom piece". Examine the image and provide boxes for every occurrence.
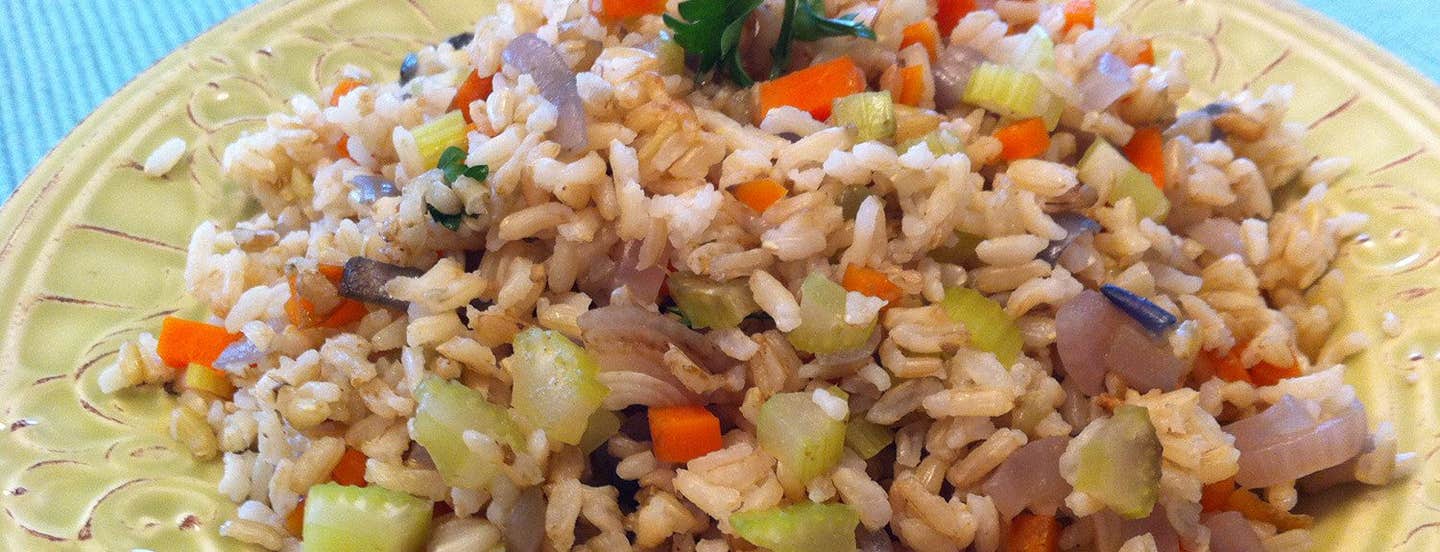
[338,257,425,309]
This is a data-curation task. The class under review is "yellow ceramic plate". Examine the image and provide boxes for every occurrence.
[1,0,1437,549]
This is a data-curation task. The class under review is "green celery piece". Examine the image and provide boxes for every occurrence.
[1078,139,1170,222]
[757,392,847,489]
[1074,405,1162,519]
[939,287,1024,366]
[962,62,1063,131]
[731,502,860,552]
[929,230,984,267]
[1012,25,1056,71]
[302,483,432,552]
[510,328,609,445]
[845,418,894,459]
[578,409,622,455]
[413,376,520,488]
[832,91,896,143]
[837,186,876,219]
[899,127,966,157]
[667,272,760,329]
[786,273,877,354]
[411,111,467,169]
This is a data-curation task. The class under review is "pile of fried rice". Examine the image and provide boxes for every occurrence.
[101,0,1412,550]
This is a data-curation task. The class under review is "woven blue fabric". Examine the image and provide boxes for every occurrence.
[0,1,1435,200]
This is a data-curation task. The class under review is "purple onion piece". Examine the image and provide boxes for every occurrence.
[349,174,399,205]
[1227,400,1368,489]
[1186,218,1244,259]
[505,486,546,552]
[1103,320,1188,393]
[1037,212,1100,265]
[1100,284,1178,333]
[1203,511,1265,552]
[1056,290,1126,395]
[213,338,263,372]
[338,257,425,309]
[1077,53,1133,112]
[503,34,587,153]
[933,44,986,110]
[1223,395,1316,452]
[982,436,1071,519]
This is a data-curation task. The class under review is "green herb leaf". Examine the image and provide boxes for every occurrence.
[438,146,466,170]
[426,205,464,231]
[664,0,763,86]
[463,165,490,182]
[792,0,874,42]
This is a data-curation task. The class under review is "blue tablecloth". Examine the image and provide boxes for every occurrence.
[0,1,1436,199]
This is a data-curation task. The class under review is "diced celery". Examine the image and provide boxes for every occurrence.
[182,362,233,399]
[510,328,609,445]
[302,483,432,552]
[845,418,894,459]
[730,503,860,552]
[413,376,521,488]
[929,230,984,267]
[1011,25,1056,71]
[412,111,468,169]
[578,409,622,455]
[939,287,1024,366]
[1073,405,1162,519]
[893,104,944,146]
[838,186,876,219]
[1113,166,1170,222]
[962,62,1063,130]
[785,273,877,354]
[758,392,847,490]
[1078,139,1169,221]
[667,272,760,329]
[831,91,896,143]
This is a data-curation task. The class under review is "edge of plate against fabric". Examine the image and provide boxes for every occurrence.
[0,0,1438,549]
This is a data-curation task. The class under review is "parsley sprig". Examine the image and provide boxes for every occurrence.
[427,146,489,231]
[664,0,875,86]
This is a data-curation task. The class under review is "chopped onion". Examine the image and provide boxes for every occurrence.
[1092,508,1179,552]
[1227,399,1368,488]
[1077,53,1133,112]
[982,436,1071,519]
[1104,321,1188,393]
[612,241,668,305]
[578,306,738,407]
[503,34,587,153]
[1186,218,1244,259]
[213,338,263,372]
[348,174,399,205]
[1203,511,1265,552]
[505,486,546,552]
[1223,395,1316,452]
[1037,212,1100,265]
[1055,290,1125,395]
[932,44,986,110]
[338,257,424,309]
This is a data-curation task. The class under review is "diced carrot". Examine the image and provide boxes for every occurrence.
[157,316,240,368]
[448,70,494,124]
[900,20,941,61]
[320,299,369,329]
[732,178,788,213]
[842,265,903,305]
[1005,513,1060,552]
[897,64,927,107]
[648,405,724,463]
[285,496,306,538]
[1225,488,1314,531]
[285,270,320,328]
[936,0,977,37]
[1062,0,1097,33]
[336,135,351,160]
[330,447,369,487]
[755,56,867,125]
[1136,40,1156,66]
[318,264,346,285]
[994,118,1051,161]
[1202,348,1253,384]
[1250,360,1302,387]
[330,78,363,107]
[1201,477,1236,512]
[1123,127,1166,189]
[592,0,667,20]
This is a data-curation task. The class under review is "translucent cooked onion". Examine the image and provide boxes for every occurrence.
[1224,395,1316,452]
[505,486,546,552]
[1055,290,1125,395]
[1077,53,1133,112]
[503,34,587,153]
[933,44,986,110]
[1203,511,1265,552]
[611,241,667,305]
[1228,400,1368,488]
[348,174,399,205]
[982,436,1071,519]
[1103,320,1187,392]
[213,338,263,372]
